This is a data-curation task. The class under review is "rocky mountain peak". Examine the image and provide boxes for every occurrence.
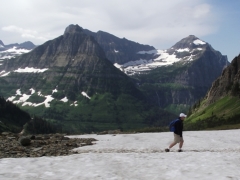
[64,24,83,35]
[171,35,207,50]
[19,41,36,50]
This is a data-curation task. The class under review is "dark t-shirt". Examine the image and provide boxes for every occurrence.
[174,118,183,137]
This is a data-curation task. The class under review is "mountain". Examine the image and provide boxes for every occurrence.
[76,31,229,115]
[186,54,240,130]
[0,25,143,98]
[0,25,229,131]
[114,35,228,75]
[0,40,36,60]
[0,24,173,133]
[130,35,229,114]
[83,29,156,65]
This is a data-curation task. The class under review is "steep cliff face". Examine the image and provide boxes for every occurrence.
[83,29,155,64]
[206,54,240,104]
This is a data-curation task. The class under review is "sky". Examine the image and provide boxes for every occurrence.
[0,0,240,61]
[1,129,240,179]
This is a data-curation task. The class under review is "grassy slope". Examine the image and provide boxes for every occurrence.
[185,96,240,130]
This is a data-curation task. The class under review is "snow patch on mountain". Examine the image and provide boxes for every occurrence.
[114,37,207,75]
[6,88,79,108]
[13,94,31,104]
[82,92,91,99]
[70,101,78,106]
[5,46,30,54]
[16,89,22,95]
[0,71,10,77]
[60,97,68,102]
[52,89,58,94]
[0,67,49,77]
[0,46,31,60]
[193,39,206,45]
[29,88,35,94]
[0,55,14,60]
[114,50,181,75]
[14,67,48,73]
[176,48,190,52]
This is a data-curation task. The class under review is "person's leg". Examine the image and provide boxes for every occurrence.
[169,141,177,148]
[166,134,179,151]
[178,138,184,152]
[179,140,184,149]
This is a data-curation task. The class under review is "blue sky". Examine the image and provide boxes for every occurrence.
[202,0,240,61]
[0,0,239,61]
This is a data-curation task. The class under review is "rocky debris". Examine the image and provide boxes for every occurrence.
[0,132,97,158]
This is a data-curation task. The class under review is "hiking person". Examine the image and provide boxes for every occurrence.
[165,113,187,152]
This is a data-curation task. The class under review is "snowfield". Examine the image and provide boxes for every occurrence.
[1,129,240,180]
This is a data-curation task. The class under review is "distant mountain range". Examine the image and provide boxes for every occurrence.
[0,40,36,60]
[0,24,231,133]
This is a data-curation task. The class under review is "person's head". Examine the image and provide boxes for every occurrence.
[179,113,187,120]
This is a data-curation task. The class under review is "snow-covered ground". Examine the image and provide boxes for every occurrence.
[1,129,240,180]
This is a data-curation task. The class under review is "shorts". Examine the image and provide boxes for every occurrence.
[174,133,184,143]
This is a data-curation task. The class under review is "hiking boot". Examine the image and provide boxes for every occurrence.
[165,148,170,152]
[178,149,182,152]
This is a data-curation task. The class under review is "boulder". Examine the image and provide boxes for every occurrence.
[19,136,31,146]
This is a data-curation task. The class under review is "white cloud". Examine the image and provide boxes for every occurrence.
[2,25,48,42]
[0,0,219,49]
[21,33,35,38]
[2,25,37,34]
[193,4,211,18]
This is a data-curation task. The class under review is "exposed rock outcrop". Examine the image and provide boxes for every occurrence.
[206,54,240,104]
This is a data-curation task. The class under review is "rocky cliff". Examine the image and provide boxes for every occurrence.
[206,54,240,104]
